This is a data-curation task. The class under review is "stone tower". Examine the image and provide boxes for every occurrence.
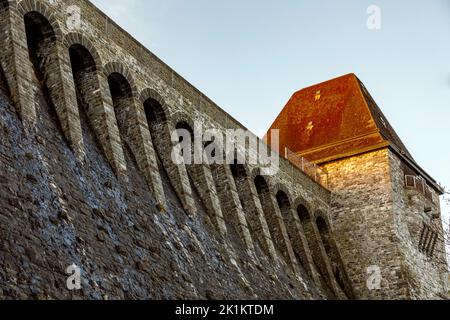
[266,73,449,299]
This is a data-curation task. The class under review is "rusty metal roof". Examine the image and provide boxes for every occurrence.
[265,73,443,194]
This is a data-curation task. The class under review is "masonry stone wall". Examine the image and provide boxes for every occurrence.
[389,151,448,299]
[0,0,446,300]
[1,69,333,299]
[323,149,448,299]
[0,0,349,300]
[324,149,409,299]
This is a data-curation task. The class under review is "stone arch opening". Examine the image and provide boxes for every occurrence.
[230,159,250,217]
[70,44,97,74]
[298,206,317,246]
[144,98,171,164]
[230,160,274,255]
[104,62,137,98]
[24,12,57,82]
[107,72,134,142]
[23,11,87,159]
[143,99,195,215]
[1,0,34,122]
[316,216,332,255]
[0,0,10,93]
[255,175,291,263]
[297,204,310,224]
[23,13,52,88]
[0,0,10,30]
[175,120,195,165]
[174,121,231,229]
[144,98,167,124]
[24,11,69,136]
[275,190,290,212]
[174,120,199,194]
[68,43,111,164]
[175,121,193,133]
[296,207,334,294]
[230,160,247,179]
[63,33,102,71]
[254,176,274,230]
[297,204,314,258]
[0,59,7,93]
[144,98,189,199]
[316,214,352,298]
[205,153,253,251]
[69,44,100,111]
[0,0,10,41]
[203,140,216,162]
[68,44,129,177]
[18,1,61,38]
[254,176,271,210]
[0,0,8,9]
[276,190,306,269]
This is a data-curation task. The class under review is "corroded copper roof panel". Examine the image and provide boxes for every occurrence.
[266,73,384,163]
[358,80,414,161]
[265,73,443,193]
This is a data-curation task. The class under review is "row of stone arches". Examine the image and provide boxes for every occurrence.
[14,1,228,221]
[1,0,354,298]
[251,172,354,298]
[13,2,169,211]
[214,154,353,297]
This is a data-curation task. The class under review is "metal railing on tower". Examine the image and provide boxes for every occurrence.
[284,147,329,188]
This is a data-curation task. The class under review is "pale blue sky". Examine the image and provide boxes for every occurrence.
[90,0,450,219]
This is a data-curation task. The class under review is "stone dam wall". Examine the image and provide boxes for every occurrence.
[0,0,353,299]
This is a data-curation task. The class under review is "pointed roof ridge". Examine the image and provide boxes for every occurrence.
[302,73,358,90]
[291,73,358,96]
[355,77,414,161]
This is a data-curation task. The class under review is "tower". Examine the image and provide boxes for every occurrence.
[266,74,449,299]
